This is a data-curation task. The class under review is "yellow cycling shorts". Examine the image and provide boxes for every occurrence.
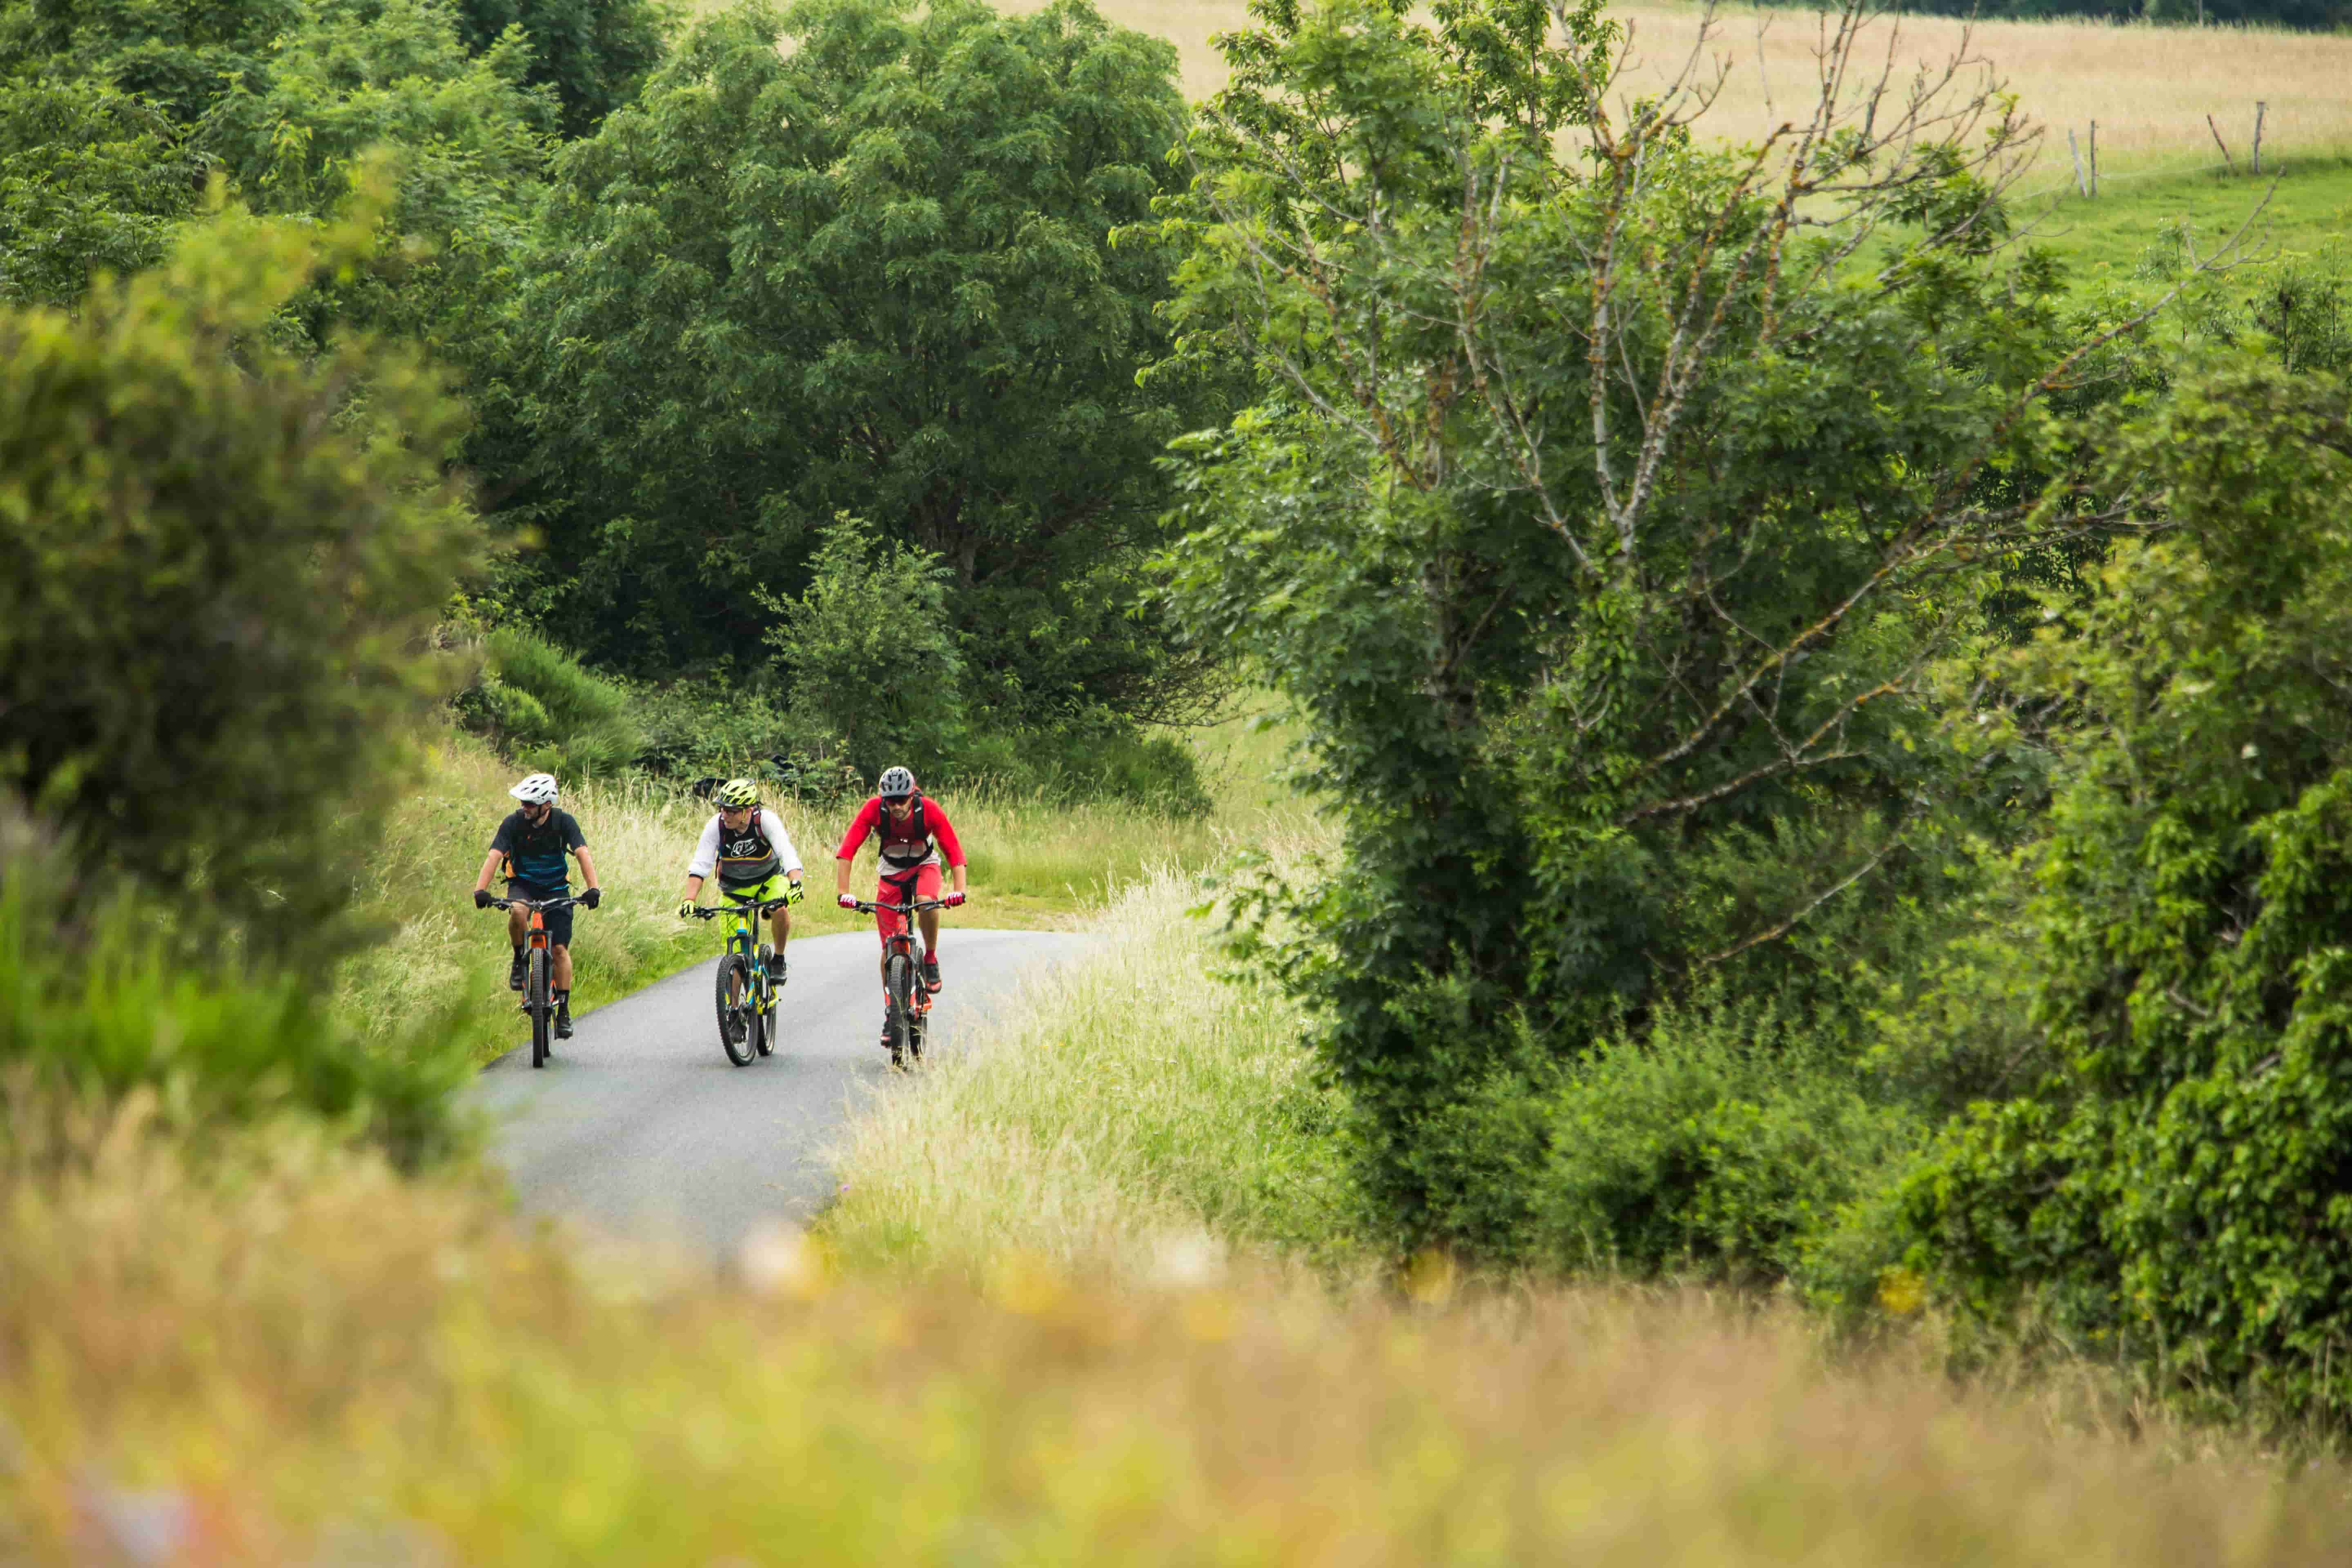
[719,874,801,922]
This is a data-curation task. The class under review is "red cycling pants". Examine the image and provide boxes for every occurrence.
[875,863,942,941]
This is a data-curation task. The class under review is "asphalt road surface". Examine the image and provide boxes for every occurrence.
[472,927,1090,1257]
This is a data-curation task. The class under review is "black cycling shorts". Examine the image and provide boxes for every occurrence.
[505,880,575,949]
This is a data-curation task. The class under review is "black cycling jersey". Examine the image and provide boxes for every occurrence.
[491,807,586,891]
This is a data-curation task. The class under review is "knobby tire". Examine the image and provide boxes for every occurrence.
[528,948,552,1070]
[716,951,758,1067]
[885,953,914,1070]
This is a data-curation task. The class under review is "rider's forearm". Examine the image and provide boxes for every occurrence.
[680,874,705,904]
[951,864,967,895]
[834,857,853,897]
[472,850,502,893]
[574,847,602,890]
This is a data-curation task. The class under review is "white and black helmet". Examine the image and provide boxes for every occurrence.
[508,772,559,805]
[877,765,916,799]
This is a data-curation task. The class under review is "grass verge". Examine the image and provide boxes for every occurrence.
[821,854,1363,1279]
[10,1086,2352,1564]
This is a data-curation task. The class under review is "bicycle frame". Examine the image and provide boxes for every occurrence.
[851,895,951,1067]
[488,893,584,1069]
[691,887,800,1066]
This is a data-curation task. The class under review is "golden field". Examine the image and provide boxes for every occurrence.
[991,0,2352,193]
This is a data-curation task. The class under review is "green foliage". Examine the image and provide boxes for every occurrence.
[629,680,800,784]
[189,0,552,356]
[510,0,1228,730]
[0,863,466,1163]
[0,203,479,957]
[765,513,967,780]
[457,627,646,780]
[0,76,199,307]
[0,0,300,125]
[1517,1001,1921,1282]
[1891,363,2352,1421]
[450,0,668,138]
[958,726,1211,816]
[1167,0,2074,1250]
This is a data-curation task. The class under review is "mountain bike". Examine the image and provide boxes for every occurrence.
[688,884,802,1067]
[848,895,951,1070]
[486,894,586,1069]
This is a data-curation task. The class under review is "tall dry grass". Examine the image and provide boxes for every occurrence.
[822,852,1359,1278]
[10,1086,2352,1564]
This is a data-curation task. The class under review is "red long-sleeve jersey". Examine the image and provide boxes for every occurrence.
[836,794,964,873]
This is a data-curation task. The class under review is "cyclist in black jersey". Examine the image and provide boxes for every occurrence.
[470,772,602,1038]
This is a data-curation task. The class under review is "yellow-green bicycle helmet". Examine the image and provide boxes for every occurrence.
[715,777,760,810]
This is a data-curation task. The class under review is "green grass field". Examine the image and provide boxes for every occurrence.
[2016,154,2352,283]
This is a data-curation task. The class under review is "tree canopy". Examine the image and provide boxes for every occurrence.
[510,0,1226,726]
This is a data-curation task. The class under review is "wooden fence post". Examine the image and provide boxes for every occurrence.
[2069,127,2087,197]
[2254,101,2266,177]
[2089,119,2098,197]
[2209,114,2238,176]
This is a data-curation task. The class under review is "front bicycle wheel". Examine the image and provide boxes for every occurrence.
[753,943,777,1058]
[884,952,915,1070]
[715,951,757,1067]
[527,948,552,1069]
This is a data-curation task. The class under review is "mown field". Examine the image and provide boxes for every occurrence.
[987,0,2352,276]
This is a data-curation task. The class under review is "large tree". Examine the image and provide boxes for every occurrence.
[509,0,1225,724]
[1164,0,2194,1250]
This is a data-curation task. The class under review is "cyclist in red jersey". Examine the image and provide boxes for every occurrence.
[834,765,967,1049]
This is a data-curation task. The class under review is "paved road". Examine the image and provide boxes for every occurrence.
[471,928,1089,1257]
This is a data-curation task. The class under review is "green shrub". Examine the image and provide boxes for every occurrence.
[457,628,645,780]
[766,514,967,780]
[0,76,199,309]
[0,203,479,958]
[629,679,797,782]
[1890,363,2352,1423]
[957,725,1212,816]
[0,843,466,1164]
[1525,1002,1922,1283]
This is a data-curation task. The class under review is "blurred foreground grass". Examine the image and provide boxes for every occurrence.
[8,1083,2352,1564]
[17,711,2352,1560]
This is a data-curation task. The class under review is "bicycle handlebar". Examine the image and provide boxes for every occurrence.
[690,894,798,920]
[488,895,586,913]
[850,897,956,915]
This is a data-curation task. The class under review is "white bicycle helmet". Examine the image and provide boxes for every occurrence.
[877,765,916,799]
[509,772,559,805]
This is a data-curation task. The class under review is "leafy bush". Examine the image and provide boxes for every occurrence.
[457,627,646,780]
[630,679,797,782]
[0,204,479,957]
[0,824,466,1163]
[1523,1002,1922,1282]
[957,725,1211,817]
[766,514,967,780]
[1889,363,2352,1421]
[0,0,301,126]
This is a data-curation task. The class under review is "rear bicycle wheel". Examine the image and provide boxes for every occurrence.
[884,952,914,1070]
[528,948,551,1069]
[715,951,757,1066]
